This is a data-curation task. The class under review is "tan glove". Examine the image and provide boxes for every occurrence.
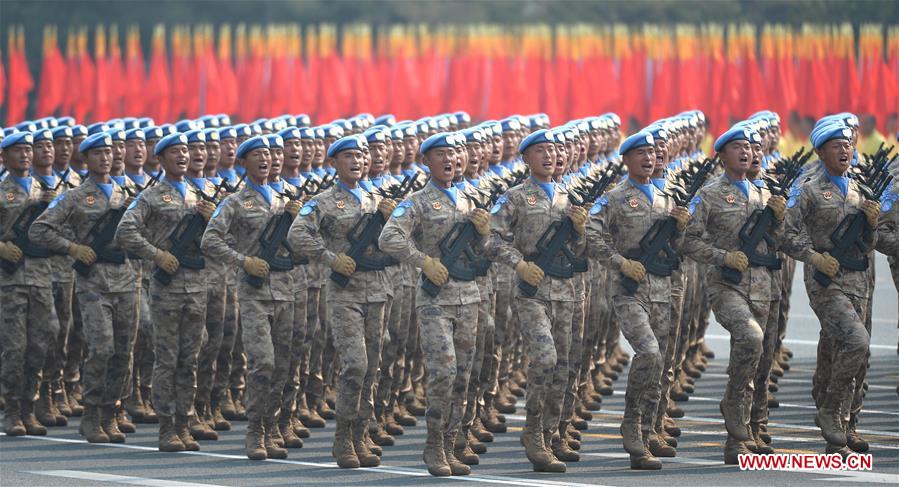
[860,200,880,228]
[810,251,839,278]
[723,250,749,272]
[285,200,302,217]
[124,196,135,208]
[422,255,449,286]
[153,249,180,275]
[620,259,646,282]
[197,200,216,221]
[243,256,270,278]
[331,253,356,277]
[767,195,787,222]
[469,208,490,236]
[515,260,544,286]
[0,242,23,263]
[68,244,96,266]
[378,199,397,219]
[670,206,691,231]
[567,206,588,235]
[40,189,58,203]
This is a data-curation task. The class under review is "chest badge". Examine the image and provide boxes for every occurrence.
[243,200,254,209]
[527,195,537,205]
[725,194,736,204]
[85,195,96,206]
[162,194,173,203]
[336,200,346,209]
[628,198,639,208]
[432,201,442,210]
[822,191,833,200]
[5,192,15,202]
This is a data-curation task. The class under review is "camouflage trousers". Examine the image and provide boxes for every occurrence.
[42,280,74,386]
[196,283,227,408]
[514,296,573,434]
[0,284,55,401]
[375,284,414,416]
[328,299,385,422]
[709,287,768,421]
[76,289,138,407]
[239,298,294,422]
[655,281,686,430]
[281,284,308,417]
[613,296,669,432]
[809,289,869,414]
[213,283,239,398]
[750,299,781,424]
[563,292,587,423]
[132,281,154,393]
[64,283,85,385]
[487,271,514,397]
[463,292,496,427]
[300,285,321,402]
[418,302,478,435]
[149,285,206,416]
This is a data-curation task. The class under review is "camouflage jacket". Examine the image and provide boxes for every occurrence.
[0,175,53,287]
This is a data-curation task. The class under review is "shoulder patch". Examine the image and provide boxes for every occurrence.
[392,200,412,218]
[688,195,702,215]
[490,193,509,214]
[880,185,897,213]
[299,199,317,216]
[211,195,230,219]
[47,192,66,210]
[589,196,608,215]
[786,186,802,208]
[127,193,142,210]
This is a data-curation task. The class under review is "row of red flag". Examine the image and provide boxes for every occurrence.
[3,23,898,134]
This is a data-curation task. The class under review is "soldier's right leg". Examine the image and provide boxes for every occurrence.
[64,284,86,414]
[214,283,239,420]
[75,290,119,443]
[39,281,74,426]
[239,298,279,460]
[299,286,325,427]
[196,284,226,428]
[126,282,154,423]
[375,286,410,437]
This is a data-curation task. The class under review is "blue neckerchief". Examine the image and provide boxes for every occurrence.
[725,174,750,198]
[34,174,57,190]
[110,175,126,186]
[246,179,272,205]
[337,181,364,203]
[54,167,70,180]
[761,155,770,170]
[562,173,573,185]
[312,167,326,178]
[12,176,33,195]
[165,178,188,200]
[453,180,467,191]
[96,182,114,200]
[268,180,284,194]
[417,162,431,174]
[188,177,207,192]
[325,166,337,176]
[235,165,246,176]
[827,173,849,196]
[75,168,89,178]
[629,178,654,204]
[300,171,314,179]
[218,168,237,184]
[126,172,146,187]
[208,176,222,186]
[148,169,164,179]
[467,177,480,188]
[752,179,765,188]
[488,164,507,176]
[501,160,515,171]
[359,179,374,192]
[284,176,303,188]
[651,178,666,192]
[430,181,457,205]
[371,176,386,188]
[531,177,555,201]
[578,164,590,176]
[401,168,418,178]
[851,149,859,167]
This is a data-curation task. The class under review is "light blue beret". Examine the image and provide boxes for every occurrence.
[79,132,113,153]
[106,129,126,142]
[518,129,555,154]
[203,128,220,142]
[323,124,345,139]
[32,128,54,142]
[326,135,367,158]
[159,124,178,136]
[57,116,75,126]
[199,115,221,129]
[375,114,397,126]
[217,114,232,126]
[713,126,752,153]
[619,131,655,156]
[124,128,145,141]
[363,127,389,144]
[265,134,284,148]
[298,127,316,140]
[461,127,486,143]
[121,117,140,130]
[16,121,38,132]
[218,127,237,140]
[176,119,200,133]
[51,126,74,139]
[278,127,301,141]
[812,124,852,149]
[1,131,34,149]
[143,126,164,140]
[420,132,462,155]
[233,124,253,138]
[236,135,271,159]
[154,133,189,155]
[87,122,109,135]
[137,117,154,128]
[501,117,522,132]
[184,129,206,144]
[454,111,471,125]
[294,114,311,127]
[72,125,89,137]
[644,125,669,142]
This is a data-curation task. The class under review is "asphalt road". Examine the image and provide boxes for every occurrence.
[2,256,897,487]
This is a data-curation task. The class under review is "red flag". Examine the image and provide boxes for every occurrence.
[7,26,34,125]
[93,25,111,122]
[741,28,767,116]
[107,25,125,117]
[145,25,171,123]
[0,41,6,111]
[36,26,66,117]
[124,26,145,116]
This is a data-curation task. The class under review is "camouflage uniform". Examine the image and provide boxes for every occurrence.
[30,178,138,408]
[116,179,208,417]
[0,176,56,406]
[682,175,782,438]
[487,178,583,437]
[586,179,680,436]
[201,183,295,424]
[287,183,389,425]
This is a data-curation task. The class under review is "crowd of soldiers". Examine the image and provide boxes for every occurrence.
[0,107,896,476]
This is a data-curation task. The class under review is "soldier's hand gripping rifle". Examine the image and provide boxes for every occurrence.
[620,157,717,295]
[813,145,895,287]
[519,162,624,298]
[245,178,318,289]
[0,177,66,274]
[722,148,813,284]
[153,172,246,285]
[330,173,419,287]
[420,180,505,297]
[73,170,162,277]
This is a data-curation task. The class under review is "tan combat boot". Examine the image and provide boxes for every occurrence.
[817,407,846,447]
[444,430,472,474]
[189,412,218,440]
[351,420,380,467]
[719,398,749,441]
[423,422,451,476]
[20,400,48,435]
[245,419,267,460]
[157,416,185,452]
[174,415,199,451]
[724,434,753,464]
[79,405,110,443]
[550,430,580,462]
[522,414,564,472]
[3,398,26,436]
[647,431,676,457]
[264,417,288,459]
[845,415,868,453]
[35,383,58,427]
[279,413,303,448]
[332,418,360,468]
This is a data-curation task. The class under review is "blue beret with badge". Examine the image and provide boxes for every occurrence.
[87,122,110,135]
[236,135,271,159]
[233,124,253,138]
[644,125,668,142]
[106,128,126,143]
[461,127,485,143]
[420,132,462,155]
[184,129,206,144]
[217,114,232,126]
[143,126,164,140]
[159,124,177,136]
[16,121,38,132]
[278,127,301,141]
[175,119,199,133]
[124,128,145,141]
[218,126,237,140]
[454,111,471,125]
[57,116,75,126]
[1,131,34,149]
[71,125,89,137]
[51,126,74,139]
[294,114,311,127]
[137,117,154,128]
[518,129,554,154]
[326,135,367,158]
[265,134,284,148]
[32,128,54,142]
[619,131,655,156]
[203,128,220,142]
[812,123,852,149]
[79,132,113,153]
[713,125,752,153]
[363,127,388,144]
[154,133,189,155]
[199,115,220,129]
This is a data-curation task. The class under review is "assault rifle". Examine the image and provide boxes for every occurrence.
[0,177,66,274]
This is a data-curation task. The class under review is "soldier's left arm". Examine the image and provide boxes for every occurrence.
[378,199,427,267]
[484,193,523,269]
[285,197,337,266]
[115,195,158,260]
[680,189,726,266]
[200,195,244,267]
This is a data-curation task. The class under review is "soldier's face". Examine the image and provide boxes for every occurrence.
[301,139,315,165]
[270,148,285,177]
[369,142,388,176]
[721,140,752,175]
[124,139,146,171]
[34,140,55,168]
[423,147,457,186]
[85,147,113,176]
[206,141,221,171]
[523,143,557,182]
[53,138,73,166]
[748,142,763,179]
[3,144,33,173]
[653,139,669,171]
[466,143,480,175]
[188,142,208,175]
[455,145,468,179]
[334,149,364,184]
[244,148,271,183]
[623,146,655,181]
[555,143,568,170]
[501,132,517,158]
[817,138,853,176]
[313,140,325,166]
[161,145,190,178]
[284,139,302,170]
[112,140,126,165]
[220,138,237,166]
[403,136,419,163]
[391,140,403,164]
